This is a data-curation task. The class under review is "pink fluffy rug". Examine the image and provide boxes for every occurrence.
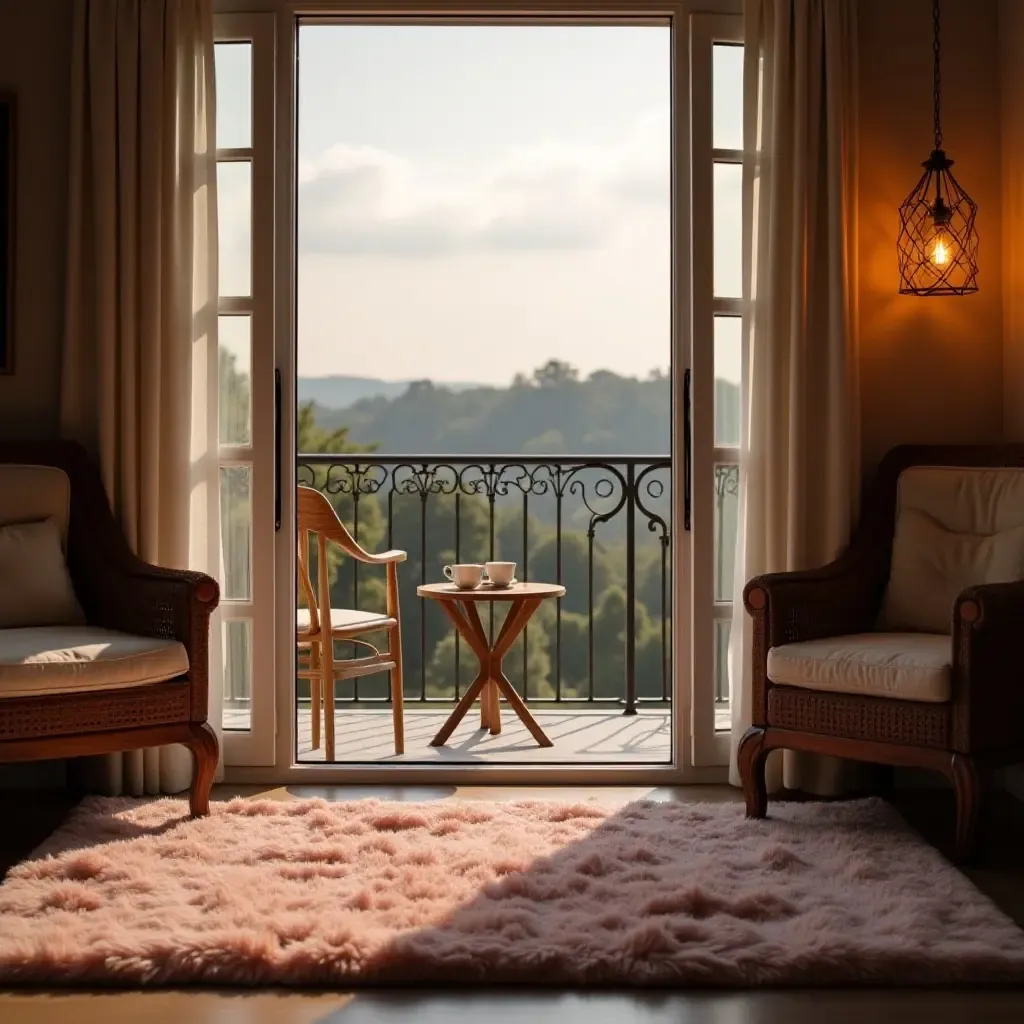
[1,795,1023,987]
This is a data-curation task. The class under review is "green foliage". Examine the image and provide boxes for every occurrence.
[220,351,686,710]
[312,362,680,456]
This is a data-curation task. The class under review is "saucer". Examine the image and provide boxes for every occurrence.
[482,577,518,589]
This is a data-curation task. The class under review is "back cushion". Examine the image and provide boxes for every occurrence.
[880,467,1024,634]
[0,518,85,628]
[0,465,73,547]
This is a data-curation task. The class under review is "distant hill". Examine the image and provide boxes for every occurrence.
[300,362,738,456]
[297,375,483,410]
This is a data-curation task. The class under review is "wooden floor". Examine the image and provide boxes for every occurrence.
[2,784,1024,1022]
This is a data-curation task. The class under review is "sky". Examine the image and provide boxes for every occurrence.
[216,25,743,386]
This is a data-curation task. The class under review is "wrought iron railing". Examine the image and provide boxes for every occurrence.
[297,454,674,712]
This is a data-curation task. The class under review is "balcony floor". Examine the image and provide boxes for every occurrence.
[223,706,731,765]
[292,706,673,765]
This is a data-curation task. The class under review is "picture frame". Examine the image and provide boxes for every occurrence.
[1,94,14,375]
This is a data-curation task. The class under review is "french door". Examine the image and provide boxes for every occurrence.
[214,14,277,766]
[689,11,743,767]
[212,3,743,780]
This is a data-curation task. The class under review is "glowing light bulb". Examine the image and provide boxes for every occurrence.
[931,235,950,267]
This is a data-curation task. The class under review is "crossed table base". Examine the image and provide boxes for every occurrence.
[417,582,566,748]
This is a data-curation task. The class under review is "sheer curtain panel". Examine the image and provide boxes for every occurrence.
[60,0,222,796]
[729,0,861,794]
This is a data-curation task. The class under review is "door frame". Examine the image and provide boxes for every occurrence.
[221,0,738,787]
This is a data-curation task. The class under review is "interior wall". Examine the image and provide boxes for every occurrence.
[0,0,72,439]
[1000,0,1024,441]
[858,0,1004,475]
[0,0,72,787]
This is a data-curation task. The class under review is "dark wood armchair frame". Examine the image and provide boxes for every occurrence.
[738,444,1024,862]
[0,441,220,815]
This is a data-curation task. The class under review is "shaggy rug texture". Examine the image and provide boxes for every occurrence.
[1,795,1023,987]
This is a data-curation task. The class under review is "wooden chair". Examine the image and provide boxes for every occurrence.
[296,485,406,759]
[0,441,219,815]
[738,445,1024,862]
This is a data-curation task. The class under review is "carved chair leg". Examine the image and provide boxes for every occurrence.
[187,722,219,818]
[737,726,770,819]
[950,753,984,864]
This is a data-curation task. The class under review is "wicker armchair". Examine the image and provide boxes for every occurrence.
[0,441,219,814]
[738,445,1024,862]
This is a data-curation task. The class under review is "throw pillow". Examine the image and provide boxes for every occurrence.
[0,518,86,629]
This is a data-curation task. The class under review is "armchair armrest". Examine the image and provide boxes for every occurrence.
[744,545,888,647]
[950,581,1024,757]
[743,540,890,725]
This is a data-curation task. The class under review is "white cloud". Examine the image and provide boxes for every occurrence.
[295,106,669,258]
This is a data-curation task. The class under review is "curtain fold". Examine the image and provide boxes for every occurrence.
[61,0,222,796]
[729,0,861,793]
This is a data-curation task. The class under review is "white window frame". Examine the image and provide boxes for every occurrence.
[689,10,743,767]
[218,0,744,786]
[215,13,278,766]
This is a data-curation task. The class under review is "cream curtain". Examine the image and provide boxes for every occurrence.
[61,0,222,795]
[728,0,861,793]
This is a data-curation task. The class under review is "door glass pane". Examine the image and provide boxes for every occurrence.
[215,42,252,150]
[713,162,742,298]
[714,315,741,448]
[220,464,252,601]
[713,463,739,601]
[713,44,743,151]
[222,618,252,731]
[714,618,731,729]
[217,161,252,297]
[219,315,252,446]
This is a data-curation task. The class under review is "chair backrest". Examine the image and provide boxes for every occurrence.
[296,486,364,637]
[872,448,1024,635]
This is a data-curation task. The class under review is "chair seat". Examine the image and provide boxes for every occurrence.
[296,607,396,638]
[0,626,189,698]
[767,632,951,704]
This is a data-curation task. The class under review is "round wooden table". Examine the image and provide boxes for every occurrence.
[417,581,565,748]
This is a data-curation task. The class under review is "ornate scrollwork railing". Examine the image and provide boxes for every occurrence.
[297,454,685,712]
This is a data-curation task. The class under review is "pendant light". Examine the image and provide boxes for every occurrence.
[897,0,979,295]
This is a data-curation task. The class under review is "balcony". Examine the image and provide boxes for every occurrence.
[242,454,730,764]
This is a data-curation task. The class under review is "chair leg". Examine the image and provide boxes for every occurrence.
[186,722,219,818]
[950,753,984,864]
[737,725,769,819]
[390,625,405,756]
[323,641,336,762]
[310,643,321,751]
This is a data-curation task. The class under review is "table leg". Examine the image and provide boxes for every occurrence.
[465,604,501,735]
[429,595,553,749]
[430,669,489,747]
[488,597,552,747]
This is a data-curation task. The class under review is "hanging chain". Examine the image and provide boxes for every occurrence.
[933,0,942,150]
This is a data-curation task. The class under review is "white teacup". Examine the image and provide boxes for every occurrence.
[485,561,516,587]
[444,563,484,589]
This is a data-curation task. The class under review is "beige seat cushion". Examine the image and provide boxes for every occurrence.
[0,626,188,698]
[880,467,1024,634]
[296,608,395,635]
[0,518,85,629]
[767,632,951,703]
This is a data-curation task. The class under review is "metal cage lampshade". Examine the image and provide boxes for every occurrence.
[897,0,979,296]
